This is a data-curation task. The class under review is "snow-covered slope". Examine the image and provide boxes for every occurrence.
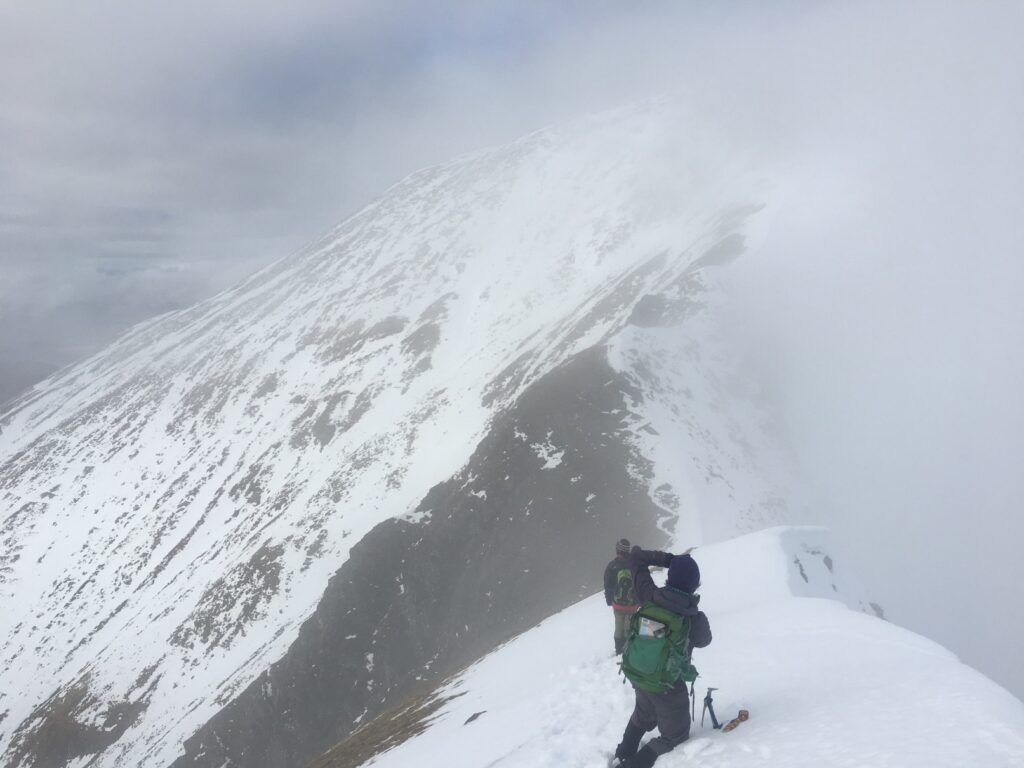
[330,527,1024,768]
[0,100,795,768]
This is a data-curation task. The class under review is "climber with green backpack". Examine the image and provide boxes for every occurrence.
[611,546,712,768]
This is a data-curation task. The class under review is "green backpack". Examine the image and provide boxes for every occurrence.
[620,602,698,693]
[613,567,638,605]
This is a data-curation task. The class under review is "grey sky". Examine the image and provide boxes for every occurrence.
[2,0,1022,701]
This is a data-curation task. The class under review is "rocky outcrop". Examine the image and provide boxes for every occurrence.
[171,346,665,768]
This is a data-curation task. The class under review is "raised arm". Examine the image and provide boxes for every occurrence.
[627,547,673,604]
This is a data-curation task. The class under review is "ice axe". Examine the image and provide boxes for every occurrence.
[701,687,722,729]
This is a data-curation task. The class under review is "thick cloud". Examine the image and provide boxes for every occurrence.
[714,3,1024,700]
[1,0,1021,701]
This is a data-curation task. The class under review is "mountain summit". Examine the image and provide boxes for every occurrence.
[1,100,795,767]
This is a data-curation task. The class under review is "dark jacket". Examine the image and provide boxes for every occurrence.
[604,555,640,611]
[626,547,712,651]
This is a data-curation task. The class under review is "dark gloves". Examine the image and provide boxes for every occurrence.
[617,745,657,768]
[662,551,673,568]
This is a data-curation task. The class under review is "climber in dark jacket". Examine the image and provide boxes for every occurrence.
[604,538,640,654]
[613,547,712,768]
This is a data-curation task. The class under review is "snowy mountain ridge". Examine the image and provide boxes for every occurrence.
[1,100,796,768]
[325,527,1024,768]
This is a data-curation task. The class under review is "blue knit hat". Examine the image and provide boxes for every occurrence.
[667,554,700,593]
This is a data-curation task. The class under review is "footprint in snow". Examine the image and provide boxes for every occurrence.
[683,736,726,758]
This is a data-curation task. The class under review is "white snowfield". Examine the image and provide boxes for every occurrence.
[365,527,1024,768]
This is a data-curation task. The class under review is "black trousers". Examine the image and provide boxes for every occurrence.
[628,684,691,755]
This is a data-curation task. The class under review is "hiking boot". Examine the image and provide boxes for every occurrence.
[617,745,657,768]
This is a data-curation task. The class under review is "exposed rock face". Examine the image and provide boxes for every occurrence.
[6,670,158,768]
[172,347,665,768]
